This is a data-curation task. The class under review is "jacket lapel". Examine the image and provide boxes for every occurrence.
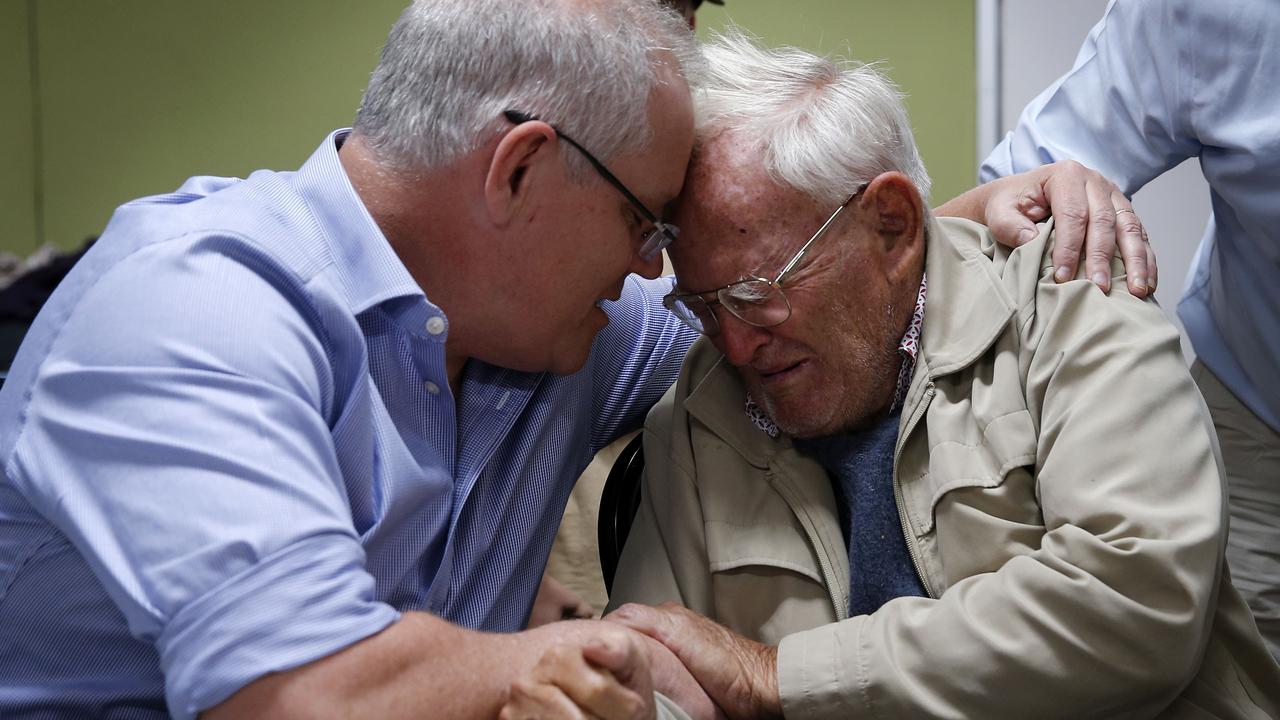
[684,350,850,619]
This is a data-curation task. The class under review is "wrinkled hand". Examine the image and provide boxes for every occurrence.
[607,603,780,720]
[635,632,725,720]
[501,626,655,720]
[982,159,1156,297]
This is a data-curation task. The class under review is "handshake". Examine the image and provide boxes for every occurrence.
[500,604,778,720]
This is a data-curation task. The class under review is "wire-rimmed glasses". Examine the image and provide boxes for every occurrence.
[504,110,679,261]
[662,188,863,335]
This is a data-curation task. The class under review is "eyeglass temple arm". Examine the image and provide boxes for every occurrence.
[774,190,861,283]
[503,110,665,228]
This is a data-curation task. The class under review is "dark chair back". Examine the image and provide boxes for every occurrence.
[598,433,645,594]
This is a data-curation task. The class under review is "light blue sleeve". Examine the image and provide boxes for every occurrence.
[588,274,697,452]
[5,235,399,718]
[979,0,1200,192]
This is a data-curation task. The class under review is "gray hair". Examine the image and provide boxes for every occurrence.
[694,30,932,207]
[353,0,702,181]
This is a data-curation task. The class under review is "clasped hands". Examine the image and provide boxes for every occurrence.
[500,603,775,720]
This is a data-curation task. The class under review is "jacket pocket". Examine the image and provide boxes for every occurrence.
[903,409,1039,534]
[704,519,836,643]
[901,408,1044,584]
[705,518,824,583]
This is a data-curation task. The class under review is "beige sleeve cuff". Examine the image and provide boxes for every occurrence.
[777,622,867,719]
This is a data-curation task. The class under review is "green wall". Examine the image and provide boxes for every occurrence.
[1,0,37,256]
[5,0,408,253]
[2,0,976,254]
[697,0,976,207]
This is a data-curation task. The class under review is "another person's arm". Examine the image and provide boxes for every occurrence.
[979,0,1198,295]
[939,160,1154,296]
[207,615,663,719]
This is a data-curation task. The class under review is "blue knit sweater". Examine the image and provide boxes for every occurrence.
[797,411,927,616]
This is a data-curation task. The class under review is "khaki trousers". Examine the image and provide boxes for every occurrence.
[1193,360,1280,661]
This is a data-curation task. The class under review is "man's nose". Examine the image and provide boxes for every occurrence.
[713,310,771,367]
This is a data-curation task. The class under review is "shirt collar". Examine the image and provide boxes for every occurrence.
[289,129,427,316]
[889,272,927,414]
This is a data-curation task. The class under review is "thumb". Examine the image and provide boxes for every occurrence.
[584,629,647,685]
[986,205,1042,249]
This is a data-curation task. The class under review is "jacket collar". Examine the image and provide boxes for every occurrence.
[684,344,796,468]
[915,216,1017,379]
[682,216,1017,458]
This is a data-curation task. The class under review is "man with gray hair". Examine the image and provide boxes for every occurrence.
[0,2,1153,718]
[0,1,708,717]
[595,34,1280,718]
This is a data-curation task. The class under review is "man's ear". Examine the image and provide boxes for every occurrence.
[860,171,925,281]
[483,121,556,226]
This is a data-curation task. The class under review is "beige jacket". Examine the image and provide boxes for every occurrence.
[609,218,1280,718]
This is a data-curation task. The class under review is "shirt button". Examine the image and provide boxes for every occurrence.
[424,380,441,396]
[425,316,446,336]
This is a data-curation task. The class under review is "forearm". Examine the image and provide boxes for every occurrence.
[779,543,1214,720]
[204,612,587,719]
[933,170,1048,228]
[932,182,993,223]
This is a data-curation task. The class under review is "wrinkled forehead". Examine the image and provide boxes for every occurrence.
[669,134,825,288]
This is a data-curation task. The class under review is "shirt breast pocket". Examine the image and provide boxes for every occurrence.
[901,408,1044,585]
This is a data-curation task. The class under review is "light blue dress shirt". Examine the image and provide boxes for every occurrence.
[0,130,695,718]
[981,0,1280,432]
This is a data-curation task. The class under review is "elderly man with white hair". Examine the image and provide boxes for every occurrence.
[591,34,1280,719]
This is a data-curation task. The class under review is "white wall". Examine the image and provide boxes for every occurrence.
[984,0,1209,361]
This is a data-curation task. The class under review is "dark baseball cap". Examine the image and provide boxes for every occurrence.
[669,0,724,10]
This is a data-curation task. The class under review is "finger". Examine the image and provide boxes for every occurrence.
[1145,238,1159,295]
[543,639,651,720]
[503,676,593,720]
[1080,176,1118,292]
[605,604,671,644]
[609,604,702,665]
[1111,193,1149,298]
[567,665,649,720]
[582,629,642,676]
[1040,182,1088,283]
[984,182,1046,250]
[586,627,655,702]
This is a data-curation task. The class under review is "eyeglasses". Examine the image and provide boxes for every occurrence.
[504,110,679,262]
[663,188,862,336]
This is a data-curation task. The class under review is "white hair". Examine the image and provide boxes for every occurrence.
[352,0,702,181]
[694,30,932,207]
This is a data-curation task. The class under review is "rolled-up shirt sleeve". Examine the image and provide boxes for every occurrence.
[5,235,399,718]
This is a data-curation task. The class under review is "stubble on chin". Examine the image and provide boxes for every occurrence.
[750,335,903,440]
[745,279,916,439]
[752,378,833,439]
